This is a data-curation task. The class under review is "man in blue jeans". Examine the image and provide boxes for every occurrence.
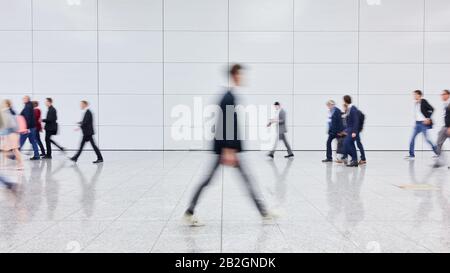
[405,90,437,160]
[19,95,40,160]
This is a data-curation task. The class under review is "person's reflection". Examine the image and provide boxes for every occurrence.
[20,160,45,221]
[43,159,66,220]
[344,166,365,225]
[267,159,293,210]
[434,170,450,249]
[326,164,365,231]
[72,163,103,218]
[408,160,434,224]
[325,164,344,222]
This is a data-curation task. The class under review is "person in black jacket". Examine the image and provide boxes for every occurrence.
[19,95,40,160]
[70,101,103,164]
[322,100,344,163]
[184,64,270,226]
[433,90,450,168]
[406,90,438,160]
[42,98,65,159]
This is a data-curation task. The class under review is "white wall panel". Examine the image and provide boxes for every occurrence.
[99,0,162,30]
[34,63,98,93]
[0,31,32,62]
[0,63,32,93]
[294,0,358,31]
[359,64,423,94]
[33,31,97,62]
[359,32,423,63]
[99,63,162,94]
[33,0,97,30]
[164,63,227,94]
[359,95,414,127]
[0,0,31,30]
[100,126,163,150]
[294,32,358,63]
[424,64,450,94]
[99,95,163,126]
[230,32,293,63]
[164,0,227,31]
[165,32,227,62]
[294,64,358,94]
[425,0,450,31]
[360,0,424,31]
[425,32,450,63]
[99,31,162,62]
[229,0,293,31]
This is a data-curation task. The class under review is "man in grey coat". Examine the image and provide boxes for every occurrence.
[267,102,294,159]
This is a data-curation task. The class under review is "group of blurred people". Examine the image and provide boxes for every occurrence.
[323,96,367,167]
[405,90,450,169]
[0,96,104,189]
[184,63,450,226]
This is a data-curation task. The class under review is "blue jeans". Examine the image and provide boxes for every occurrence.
[19,128,40,158]
[409,121,437,157]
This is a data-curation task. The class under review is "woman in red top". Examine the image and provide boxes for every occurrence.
[32,101,46,156]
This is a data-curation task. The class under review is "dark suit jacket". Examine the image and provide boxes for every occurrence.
[42,106,58,134]
[420,99,434,119]
[445,104,450,128]
[329,107,344,136]
[213,90,242,154]
[20,101,36,129]
[80,109,95,136]
[345,106,360,135]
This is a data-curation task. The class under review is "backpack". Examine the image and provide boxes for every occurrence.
[16,115,28,134]
[358,110,365,132]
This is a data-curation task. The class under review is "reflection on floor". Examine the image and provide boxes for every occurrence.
[0,151,449,253]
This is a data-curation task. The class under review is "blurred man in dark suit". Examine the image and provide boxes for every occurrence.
[42,98,65,159]
[70,101,103,164]
[184,64,271,226]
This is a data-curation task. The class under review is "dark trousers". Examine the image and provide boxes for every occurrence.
[73,135,103,160]
[45,132,64,157]
[326,134,337,160]
[19,128,40,158]
[355,135,366,161]
[36,130,46,155]
[342,134,366,161]
[344,134,358,162]
[187,155,267,216]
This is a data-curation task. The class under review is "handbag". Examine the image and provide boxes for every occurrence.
[16,115,28,134]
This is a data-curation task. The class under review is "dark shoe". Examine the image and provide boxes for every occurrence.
[346,161,359,167]
[40,153,46,157]
[93,159,103,164]
[284,154,294,158]
[29,157,40,161]
[267,153,274,159]
[359,160,367,165]
[322,159,333,163]
[70,157,78,163]
[43,155,52,159]
[433,162,444,168]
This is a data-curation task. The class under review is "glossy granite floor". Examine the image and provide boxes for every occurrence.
[0,151,449,253]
